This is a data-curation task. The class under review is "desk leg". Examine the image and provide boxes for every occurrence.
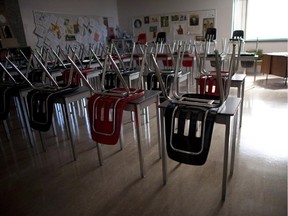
[155,98,162,159]
[135,105,145,178]
[240,80,245,127]
[230,108,239,177]
[62,102,77,161]
[2,120,11,140]
[222,117,231,201]
[160,108,167,185]
[19,93,35,147]
[253,59,257,83]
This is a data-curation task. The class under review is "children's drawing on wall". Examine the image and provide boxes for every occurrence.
[188,13,201,35]
[160,16,169,28]
[203,18,214,35]
[189,14,199,26]
[176,25,184,35]
[64,19,76,41]
[33,11,108,50]
[144,16,149,24]
[171,15,179,22]
[150,16,159,23]
[149,26,157,39]
[131,9,216,43]
[173,23,187,41]
[134,19,142,29]
[51,23,61,39]
[179,15,187,21]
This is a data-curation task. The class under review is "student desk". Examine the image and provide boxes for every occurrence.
[230,74,246,127]
[195,73,246,127]
[238,54,258,82]
[96,90,161,178]
[159,97,241,200]
[18,86,91,160]
[261,52,288,83]
[156,53,194,92]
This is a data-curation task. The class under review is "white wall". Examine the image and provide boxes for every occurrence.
[117,0,287,53]
[17,0,287,53]
[117,0,233,44]
[245,41,288,53]
[18,0,119,49]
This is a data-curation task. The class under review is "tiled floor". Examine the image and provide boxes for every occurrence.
[0,73,287,216]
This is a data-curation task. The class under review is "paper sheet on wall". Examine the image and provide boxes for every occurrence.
[49,14,57,25]
[36,37,44,48]
[34,25,46,38]
[132,9,216,42]
[33,10,108,50]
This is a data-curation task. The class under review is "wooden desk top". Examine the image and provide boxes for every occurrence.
[264,52,288,57]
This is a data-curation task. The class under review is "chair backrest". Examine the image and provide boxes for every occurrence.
[68,44,149,95]
[156,32,166,43]
[157,44,229,166]
[137,33,147,45]
[205,28,217,41]
[231,30,244,41]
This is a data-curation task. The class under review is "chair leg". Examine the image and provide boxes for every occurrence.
[39,131,46,152]
[62,103,77,161]
[2,120,11,141]
[51,115,57,137]
[96,142,103,166]
[119,125,124,150]
[13,97,25,129]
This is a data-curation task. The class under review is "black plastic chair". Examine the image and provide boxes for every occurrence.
[205,28,217,41]
[151,41,237,165]
[5,53,89,160]
[156,32,166,44]
[231,30,244,41]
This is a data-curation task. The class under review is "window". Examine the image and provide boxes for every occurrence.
[233,0,288,41]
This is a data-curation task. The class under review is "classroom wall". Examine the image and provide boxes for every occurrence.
[117,0,233,44]
[1,0,26,47]
[18,0,119,49]
[16,0,288,53]
[117,0,287,53]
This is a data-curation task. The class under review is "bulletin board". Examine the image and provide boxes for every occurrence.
[132,9,216,43]
[33,10,114,51]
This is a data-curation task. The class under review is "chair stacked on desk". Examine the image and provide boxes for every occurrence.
[102,42,140,90]
[195,28,243,96]
[67,44,150,175]
[147,40,192,101]
[230,30,258,75]
[3,50,93,160]
[0,47,34,142]
[151,40,238,196]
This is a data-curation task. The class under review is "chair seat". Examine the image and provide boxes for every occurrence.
[88,88,144,145]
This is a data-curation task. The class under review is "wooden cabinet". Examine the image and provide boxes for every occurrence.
[261,53,288,79]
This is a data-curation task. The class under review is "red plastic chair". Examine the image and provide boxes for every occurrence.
[88,88,144,144]
[137,33,147,45]
[62,67,95,86]
[182,53,194,68]
[199,75,227,96]
[67,46,148,146]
